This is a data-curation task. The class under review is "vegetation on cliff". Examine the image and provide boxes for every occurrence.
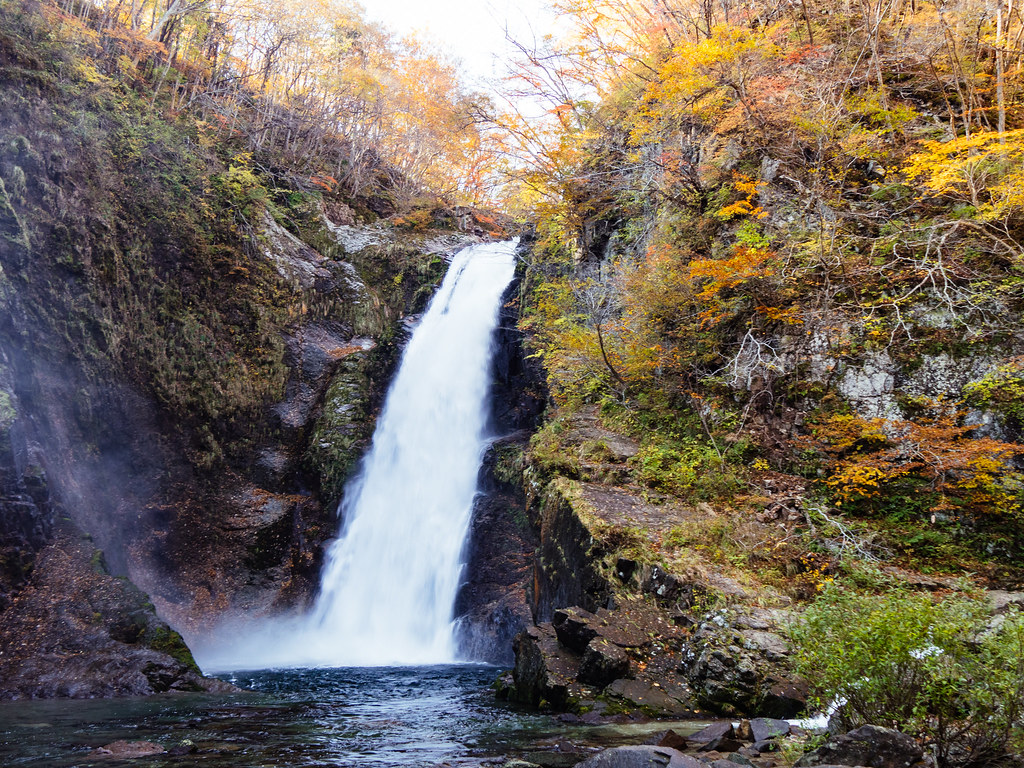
[499,0,1024,579]
[0,0,503,682]
[492,1,1024,759]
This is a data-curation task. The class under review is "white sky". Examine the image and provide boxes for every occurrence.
[363,0,559,90]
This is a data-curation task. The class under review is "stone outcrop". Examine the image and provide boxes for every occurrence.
[795,725,926,768]
[454,435,538,665]
[499,402,809,720]
[0,519,229,698]
[510,600,696,716]
[682,608,807,718]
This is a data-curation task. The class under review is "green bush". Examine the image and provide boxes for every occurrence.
[789,588,1024,768]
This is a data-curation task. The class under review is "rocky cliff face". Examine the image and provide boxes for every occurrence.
[0,6,499,695]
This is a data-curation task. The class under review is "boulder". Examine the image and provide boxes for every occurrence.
[750,717,791,742]
[578,637,631,687]
[643,731,688,751]
[553,607,601,653]
[681,609,806,717]
[576,746,704,768]
[511,624,581,708]
[689,722,736,744]
[795,725,924,768]
[697,737,745,753]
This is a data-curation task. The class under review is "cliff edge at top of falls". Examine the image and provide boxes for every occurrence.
[0,0,512,697]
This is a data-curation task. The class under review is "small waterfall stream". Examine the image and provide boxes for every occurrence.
[199,239,516,670]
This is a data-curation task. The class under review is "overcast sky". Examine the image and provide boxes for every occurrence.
[363,0,558,89]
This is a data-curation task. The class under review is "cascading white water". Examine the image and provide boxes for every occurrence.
[305,239,516,665]
[196,239,516,671]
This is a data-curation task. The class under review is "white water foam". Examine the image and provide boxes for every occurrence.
[195,239,517,671]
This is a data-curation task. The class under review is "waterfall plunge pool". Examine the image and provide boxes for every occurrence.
[0,666,710,767]
[0,243,714,765]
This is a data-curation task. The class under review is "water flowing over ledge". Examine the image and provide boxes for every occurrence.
[195,239,517,671]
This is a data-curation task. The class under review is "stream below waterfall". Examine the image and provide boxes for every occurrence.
[0,667,708,767]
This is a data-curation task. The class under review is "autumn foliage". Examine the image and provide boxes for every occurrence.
[505,0,1024,564]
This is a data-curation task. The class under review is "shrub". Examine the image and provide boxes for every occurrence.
[789,588,1024,768]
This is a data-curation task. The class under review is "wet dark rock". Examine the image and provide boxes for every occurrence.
[511,624,582,709]
[795,725,924,768]
[644,731,689,751]
[689,723,736,744]
[490,270,548,434]
[532,484,612,623]
[578,637,631,686]
[553,606,601,653]
[750,718,791,743]
[751,741,779,754]
[455,436,536,665]
[577,746,705,768]
[697,737,745,753]
[616,558,639,582]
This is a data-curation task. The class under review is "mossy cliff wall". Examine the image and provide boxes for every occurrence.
[0,2,487,695]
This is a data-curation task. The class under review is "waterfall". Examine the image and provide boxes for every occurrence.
[198,239,516,670]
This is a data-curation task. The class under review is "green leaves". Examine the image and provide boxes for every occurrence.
[790,588,1024,767]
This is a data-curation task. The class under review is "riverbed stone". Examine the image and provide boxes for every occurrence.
[644,730,689,750]
[576,746,704,768]
[89,741,166,758]
[689,722,736,744]
[794,725,924,768]
[750,717,791,742]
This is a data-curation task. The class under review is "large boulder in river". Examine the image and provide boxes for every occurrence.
[576,746,704,768]
[795,725,925,768]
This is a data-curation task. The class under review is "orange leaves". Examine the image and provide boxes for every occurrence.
[689,247,773,301]
[687,246,776,327]
[309,175,338,192]
[716,173,768,220]
[813,411,1024,515]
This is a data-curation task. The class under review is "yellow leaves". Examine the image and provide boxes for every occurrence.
[827,464,898,504]
[716,174,767,221]
[904,128,1024,217]
[814,410,1024,516]
[756,305,803,325]
[631,22,781,142]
